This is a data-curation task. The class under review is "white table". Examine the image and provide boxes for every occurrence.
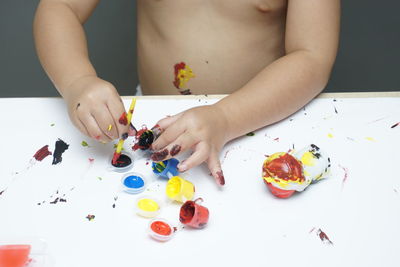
[1,92,400,267]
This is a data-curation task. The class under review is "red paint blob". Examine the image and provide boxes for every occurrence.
[0,245,31,267]
[33,145,52,161]
[216,170,225,186]
[263,153,304,182]
[151,149,169,162]
[173,62,186,89]
[170,144,181,156]
[151,221,172,236]
[118,112,128,125]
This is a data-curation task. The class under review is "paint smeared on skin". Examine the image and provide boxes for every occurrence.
[151,149,169,162]
[216,170,225,186]
[52,139,69,165]
[391,122,399,128]
[170,145,181,156]
[150,125,162,140]
[111,154,132,168]
[173,62,195,94]
[33,145,52,161]
[118,112,128,125]
[246,132,255,136]
[180,89,192,95]
[86,214,95,221]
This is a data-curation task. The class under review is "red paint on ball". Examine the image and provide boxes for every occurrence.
[33,145,52,161]
[151,221,172,236]
[263,153,304,182]
[263,180,295,198]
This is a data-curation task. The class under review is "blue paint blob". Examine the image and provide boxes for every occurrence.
[124,175,145,189]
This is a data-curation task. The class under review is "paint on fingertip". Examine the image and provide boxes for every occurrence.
[119,112,128,125]
[216,170,225,186]
[170,144,181,156]
[108,124,113,131]
[151,149,169,162]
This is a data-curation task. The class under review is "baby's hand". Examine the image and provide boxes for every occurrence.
[151,105,230,186]
[64,76,129,143]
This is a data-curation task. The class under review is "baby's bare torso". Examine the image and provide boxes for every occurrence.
[137,0,287,95]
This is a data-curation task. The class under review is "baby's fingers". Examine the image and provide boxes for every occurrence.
[207,151,225,186]
[78,112,112,143]
[177,141,210,172]
[150,133,195,162]
[92,107,119,140]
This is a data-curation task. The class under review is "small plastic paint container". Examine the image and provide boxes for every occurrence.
[108,152,134,173]
[166,176,195,203]
[152,158,179,179]
[0,238,51,267]
[121,172,147,194]
[135,195,162,218]
[179,198,210,229]
[148,218,175,242]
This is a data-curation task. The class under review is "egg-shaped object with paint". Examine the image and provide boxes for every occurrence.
[293,144,331,182]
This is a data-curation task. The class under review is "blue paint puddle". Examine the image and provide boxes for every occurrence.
[124,175,144,189]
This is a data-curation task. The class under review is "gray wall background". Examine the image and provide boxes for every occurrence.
[0,0,399,97]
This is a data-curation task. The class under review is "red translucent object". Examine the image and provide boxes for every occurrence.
[0,244,31,267]
[179,198,209,228]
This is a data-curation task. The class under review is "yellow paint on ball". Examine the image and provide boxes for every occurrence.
[137,198,159,212]
[300,151,316,166]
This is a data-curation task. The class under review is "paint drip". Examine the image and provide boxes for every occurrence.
[52,139,69,165]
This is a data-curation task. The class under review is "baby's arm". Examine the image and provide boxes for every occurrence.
[151,0,340,185]
[34,0,128,142]
[216,0,340,139]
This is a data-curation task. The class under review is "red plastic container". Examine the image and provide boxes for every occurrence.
[179,198,209,228]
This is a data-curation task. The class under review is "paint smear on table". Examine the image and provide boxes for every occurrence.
[310,228,333,245]
[32,145,52,162]
[339,164,349,189]
[391,122,399,128]
[86,214,95,221]
[365,137,376,142]
[52,139,69,165]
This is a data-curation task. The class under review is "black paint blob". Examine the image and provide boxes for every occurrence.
[111,154,132,168]
[52,138,69,165]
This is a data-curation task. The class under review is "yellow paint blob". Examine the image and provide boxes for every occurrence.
[300,151,316,166]
[365,137,376,142]
[137,198,159,212]
[327,133,334,138]
[177,66,195,89]
[166,177,181,198]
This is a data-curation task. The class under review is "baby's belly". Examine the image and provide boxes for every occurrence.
[137,0,286,95]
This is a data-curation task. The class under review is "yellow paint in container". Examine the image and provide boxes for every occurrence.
[166,176,195,203]
[136,196,161,218]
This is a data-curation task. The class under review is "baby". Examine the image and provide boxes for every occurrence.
[33,0,340,186]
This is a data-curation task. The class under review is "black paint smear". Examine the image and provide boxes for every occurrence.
[138,131,154,150]
[180,89,192,95]
[0,189,5,196]
[112,196,118,208]
[391,122,399,129]
[111,154,131,168]
[334,106,338,114]
[52,139,69,165]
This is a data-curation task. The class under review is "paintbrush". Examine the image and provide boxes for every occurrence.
[112,98,137,165]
